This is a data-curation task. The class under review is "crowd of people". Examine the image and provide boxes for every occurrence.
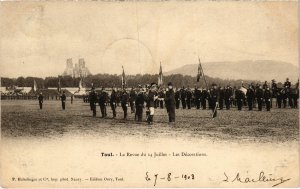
[80,78,299,125]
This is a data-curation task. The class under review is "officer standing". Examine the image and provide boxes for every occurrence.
[194,87,201,109]
[271,79,277,108]
[201,88,208,109]
[61,91,66,110]
[38,92,44,109]
[158,88,165,109]
[264,86,272,111]
[256,85,264,111]
[235,89,244,111]
[219,87,225,110]
[98,87,107,118]
[110,87,117,119]
[135,85,145,122]
[175,88,180,109]
[147,83,158,125]
[209,84,219,118]
[89,87,97,117]
[224,85,232,110]
[186,87,192,109]
[121,88,129,120]
[180,87,187,109]
[129,87,136,114]
[246,85,255,110]
[165,82,176,123]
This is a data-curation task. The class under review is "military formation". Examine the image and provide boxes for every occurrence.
[36,78,299,124]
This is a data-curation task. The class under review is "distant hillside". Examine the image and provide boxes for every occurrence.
[165,60,299,82]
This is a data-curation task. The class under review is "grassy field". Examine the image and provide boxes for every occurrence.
[1,99,299,143]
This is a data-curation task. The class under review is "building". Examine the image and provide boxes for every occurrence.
[62,58,91,78]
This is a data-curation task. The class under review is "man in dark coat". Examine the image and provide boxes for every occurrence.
[129,87,136,114]
[235,89,244,111]
[194,87,201,109]
[98,87,108,118]
[165,82,176,122]
[264,86,272,111]
[271,79,277,108]
[38,92,44,109]
[180,87,187,109]
[110,87,117,118]
[61,91,67,110]
[121,88,129,120]
[218,87,225,110]
[246,85,255,110]
[224,85,232,110]
[175,88,180,109]
[89,88,98,117]
[158,88,165,109]
[147,83,158,125]
[209,84,219,118]
[201,88,208,109]
[186,87,193,109]
[256,85,264,111]
[135,85,145,122]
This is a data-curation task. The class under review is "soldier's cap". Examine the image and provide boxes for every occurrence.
[168,82,173,86]
[272,79,275,82]
[286,78,289,80]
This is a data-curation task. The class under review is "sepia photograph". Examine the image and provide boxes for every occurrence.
[0,1,299,188]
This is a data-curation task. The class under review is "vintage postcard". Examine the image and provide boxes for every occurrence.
[0,1,299,188]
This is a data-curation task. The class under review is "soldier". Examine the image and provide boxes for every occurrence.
[120,88,129,120]
[147,83,158,125]
[180,87,187,109]
[165,82,176,123]
[89,87,98,117]
[256,85,264,111]
[284,78,291,88]
[219,87,225,110]
[194,86,201,109]
[98,87,108,118]
[224,85,232,110]
[294,79,299,108]
[61,91,66,110]
[110,87,117,118]
[263,81,268,90]
[201,88,208,109]
[158,88,165,109]
[209,84,219,118]
[135,85,145,122]
[271,79,277,108]
[264,86,272,111]
[235,88,244,111]
[38,92,44,109]
[129,87,136,114]
[186,87,193,109]
[246,85,255,110]
[175,88,180,109]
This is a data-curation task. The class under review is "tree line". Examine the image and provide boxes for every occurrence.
[1,74,260,89]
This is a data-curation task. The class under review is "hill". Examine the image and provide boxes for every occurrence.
[165,60,299,82]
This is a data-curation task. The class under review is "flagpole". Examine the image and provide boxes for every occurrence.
[198,57,209,89]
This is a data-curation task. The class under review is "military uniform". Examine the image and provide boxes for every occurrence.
[121,90,129,119]
[38,93,44,109]
[175,89,180,109]
[135,87,145,122]
[158,90,165,109]
[264,88,272,111]
[256,87,264,111]
[129,88,136,113]
[186,89,192,109]
[210,86,219,118]
[89,90,98,117]
[180,88,187,109]
[194,88,201,109]
[246,87,255,110]
[61,92,66,110]
[201,89,208,109]
[165,82,176,122]
[219,87,224,110]
[147,85,157,125]
[98,89,108,118]
[235,90,244,111]
[224,87,232,110]
[110,89,117,118]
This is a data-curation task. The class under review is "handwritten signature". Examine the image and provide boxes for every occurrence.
[223,171,291,187]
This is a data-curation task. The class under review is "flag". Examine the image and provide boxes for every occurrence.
[197,58,203,82]
[158,62,163,86]
[33,80,37,92]
[121,66,126,89]
[57,77,61,93]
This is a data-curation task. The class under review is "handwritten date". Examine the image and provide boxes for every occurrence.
[145,172,195,186]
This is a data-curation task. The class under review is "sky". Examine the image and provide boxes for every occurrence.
[0,1,298,78]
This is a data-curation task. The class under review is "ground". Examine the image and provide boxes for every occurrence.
[1,99,298,143]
